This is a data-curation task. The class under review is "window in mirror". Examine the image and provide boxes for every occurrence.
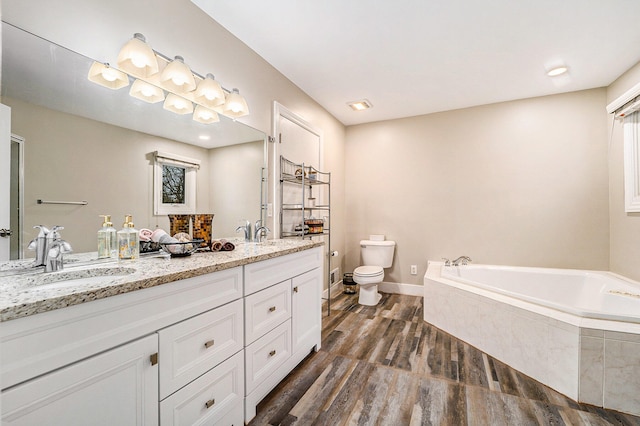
[154,151,199,215]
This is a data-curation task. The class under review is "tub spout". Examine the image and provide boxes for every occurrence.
[452,256,472,266]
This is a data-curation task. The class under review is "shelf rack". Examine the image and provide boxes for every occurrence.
[279,155,331,314]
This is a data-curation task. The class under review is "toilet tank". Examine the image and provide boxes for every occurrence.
[360,240,396,268]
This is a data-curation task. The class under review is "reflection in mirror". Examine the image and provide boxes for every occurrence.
[1,22,267,258]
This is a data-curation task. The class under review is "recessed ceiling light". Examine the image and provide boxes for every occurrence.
[198,135,210,140]
[347,99,372,111]
[547,66,568,77]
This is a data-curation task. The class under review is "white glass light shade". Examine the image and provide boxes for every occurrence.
[117,33,159,78]
[218,88,249,118]
[163,93,194,115]
[193,105,220,124]
[193,74,225,108]
[129,79,165,103]
[87,62,129,89]
[160,56,196,93]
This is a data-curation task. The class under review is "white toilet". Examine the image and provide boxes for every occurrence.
[353,235,396,306]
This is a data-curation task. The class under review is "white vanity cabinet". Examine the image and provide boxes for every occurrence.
[243,246,323,421]
[0,244,322,426]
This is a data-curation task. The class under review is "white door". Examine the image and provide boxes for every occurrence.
[0,104,11,261]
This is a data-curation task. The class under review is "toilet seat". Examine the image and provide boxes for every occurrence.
[353,266,384,284]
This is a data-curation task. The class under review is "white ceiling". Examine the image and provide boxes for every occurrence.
[191,0,640,126]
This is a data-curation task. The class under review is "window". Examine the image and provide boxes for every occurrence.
[154,151,199,215]
[623,111,640,212]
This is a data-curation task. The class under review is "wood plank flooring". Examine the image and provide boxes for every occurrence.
[249,292,640,425]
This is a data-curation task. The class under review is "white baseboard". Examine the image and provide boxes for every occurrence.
[379,281,424,296]
[323,280,343,299]
[325,280,423,298]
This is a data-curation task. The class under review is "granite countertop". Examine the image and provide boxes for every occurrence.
[0,239,323,322]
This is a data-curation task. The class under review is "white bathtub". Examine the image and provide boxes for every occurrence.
[424,262,640,416]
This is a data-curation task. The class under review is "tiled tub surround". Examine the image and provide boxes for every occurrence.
[0,238,320,321]
[424,261,640,417]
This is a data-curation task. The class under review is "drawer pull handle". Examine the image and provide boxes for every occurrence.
[269,306,276,312]
[205,398,215,409]
[204,339,215,349]
[269,349,276,357]
[293,286,299,293]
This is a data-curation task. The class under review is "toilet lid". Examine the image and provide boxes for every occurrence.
[354,266,383,276]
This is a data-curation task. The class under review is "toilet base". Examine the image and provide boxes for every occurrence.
[358,283,382,306]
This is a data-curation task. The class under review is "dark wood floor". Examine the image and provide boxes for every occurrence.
[249,292,640,425]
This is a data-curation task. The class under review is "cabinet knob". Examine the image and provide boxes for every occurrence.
[293,286,299,293]
[205,398,215,409]
[269,349,276,357]
[204,339,215,349]
[269,306,276,312]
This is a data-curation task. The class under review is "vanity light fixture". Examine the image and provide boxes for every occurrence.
[216,88,249,119]
[87,62,129,89]
[546,65,568,77]
[163,93,194,115]
[347,99,372,111]
[88,32,250,122]
[116,33,159,78]
[159,56,197,93]
[193,105,220,124]
[129,79,165,103]
[193,73,225,108]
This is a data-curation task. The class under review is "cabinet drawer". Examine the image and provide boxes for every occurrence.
[158,299,243,400]
[244,247,322,295]
[245,280,291,345]
[245,319,291,394]
[160,350,244,426]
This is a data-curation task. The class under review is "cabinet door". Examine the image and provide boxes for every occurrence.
[292,268,322,354]
[1,334,158,426]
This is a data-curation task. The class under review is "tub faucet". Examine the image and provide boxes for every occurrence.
[44,226,72,272]
[452,256,472,266]
[236,220,252,242]
[442,258,451,267]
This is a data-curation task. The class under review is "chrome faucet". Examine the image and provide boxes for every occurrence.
[442,258,451,267]
[254,226,270,243]
[452,256,472,266]
[235,220,252,242]
[28,225,50,266]
[44,226,72,272]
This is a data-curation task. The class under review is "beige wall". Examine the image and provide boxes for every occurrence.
[3,0,347,273]
[607,61,640,281]
[345,89,610,285]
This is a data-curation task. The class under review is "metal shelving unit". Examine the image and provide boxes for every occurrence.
[279,155,331,314]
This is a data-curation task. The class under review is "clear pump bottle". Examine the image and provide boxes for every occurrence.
[97,215,117,259]
[117,214,139,260]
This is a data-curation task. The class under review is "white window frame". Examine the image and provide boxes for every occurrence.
[153,151,200,215]
[623,111,640,212]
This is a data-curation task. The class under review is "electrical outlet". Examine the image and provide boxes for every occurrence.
[410,265,417,275]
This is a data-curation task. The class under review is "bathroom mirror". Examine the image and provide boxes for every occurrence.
[1,22,267,256]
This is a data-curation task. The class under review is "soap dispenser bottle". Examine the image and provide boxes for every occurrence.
[98,215,117,259]
[117,214,139,260]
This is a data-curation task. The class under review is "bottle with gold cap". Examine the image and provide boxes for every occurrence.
[117,214,139,260]
[98,215,117,259]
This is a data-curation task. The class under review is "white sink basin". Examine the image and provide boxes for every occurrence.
[29,267,136,290]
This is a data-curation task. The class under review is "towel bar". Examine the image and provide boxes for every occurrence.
[37,199,88,206]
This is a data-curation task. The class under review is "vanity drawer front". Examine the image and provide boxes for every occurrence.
[245,319,291,394]
[160,350,244,426]
[158,299,243,400]
[244,246,322,295]
[245,280,291,345]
